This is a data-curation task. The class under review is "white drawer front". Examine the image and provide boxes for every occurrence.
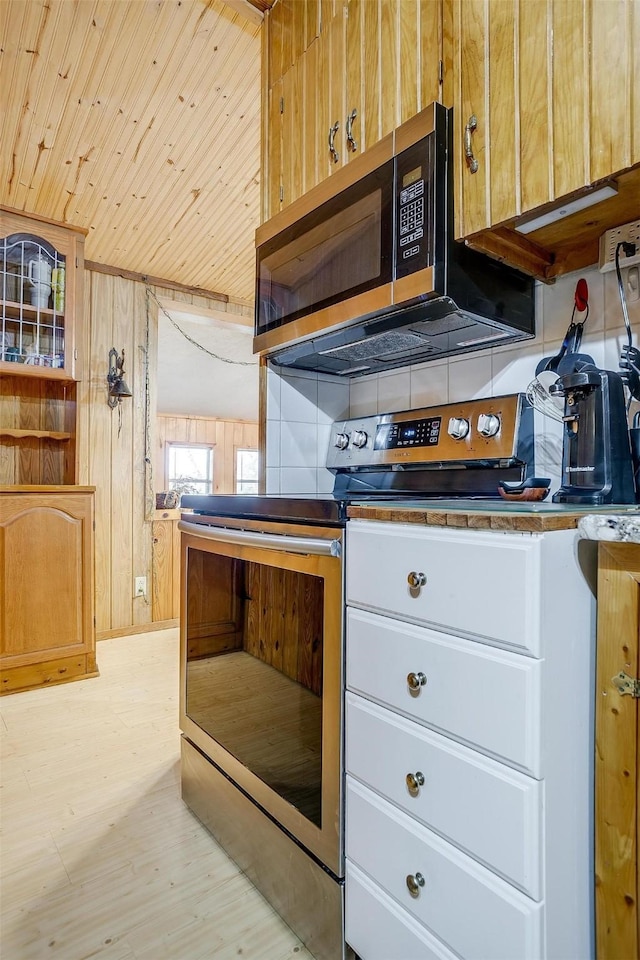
[347,521,541,655]
[346,779,543,960]
[346,693,542,898]
[346,860,458,960]
[347,607,542,776]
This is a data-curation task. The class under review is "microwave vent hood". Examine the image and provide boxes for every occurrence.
[257,103,535,378]
[269,245,535,378]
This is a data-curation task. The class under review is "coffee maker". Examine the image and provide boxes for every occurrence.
[550,363,637,505]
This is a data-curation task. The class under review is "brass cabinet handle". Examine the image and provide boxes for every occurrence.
[407,570,426,588]
[346,108,358,152]
[329,121,340,163]
[406,771,425,795]
[464,114,479,173]
[407,671,427,691]
[406,872,426,897]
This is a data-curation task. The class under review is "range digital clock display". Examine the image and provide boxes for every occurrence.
[374,416,442,450]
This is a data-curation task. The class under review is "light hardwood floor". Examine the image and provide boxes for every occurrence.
[0,628,315,960]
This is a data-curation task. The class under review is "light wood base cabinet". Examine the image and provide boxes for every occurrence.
[0,486,97,695]
[152,508,181,625]
[595,542,640,960]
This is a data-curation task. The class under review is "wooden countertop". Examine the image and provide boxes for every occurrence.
[346,501,640,533]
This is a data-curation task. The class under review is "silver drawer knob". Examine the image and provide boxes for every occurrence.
[406,872,426,897]
[407,570,426,588]
[406,771,425,795]
[407,671,427,691]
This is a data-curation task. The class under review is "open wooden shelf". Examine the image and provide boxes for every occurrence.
[0,361,74,381]
[2,299,65,322]
[0,428,72,441]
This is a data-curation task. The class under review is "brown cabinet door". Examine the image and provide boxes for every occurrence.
[595,542,640,959]
[152,515,181,623]
[264,0,443,217]
[0,491,96,693]
[450,0,639,241]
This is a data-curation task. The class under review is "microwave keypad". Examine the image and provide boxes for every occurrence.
[399,194,424,236]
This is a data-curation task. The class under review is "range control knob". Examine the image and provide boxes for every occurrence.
[352,430,368,448]
[447,416,470,440]
[477,413,501,437]
[334,432,350,450]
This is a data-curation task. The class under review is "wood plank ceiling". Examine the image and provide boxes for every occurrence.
[0,0,263,303]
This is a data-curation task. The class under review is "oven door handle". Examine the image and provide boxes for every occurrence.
[178,520,342,557]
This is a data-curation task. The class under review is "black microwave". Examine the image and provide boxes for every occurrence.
[254,104,535,378]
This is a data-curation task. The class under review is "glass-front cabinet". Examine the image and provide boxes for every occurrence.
[0,207,85,381]
[0,207,86,485]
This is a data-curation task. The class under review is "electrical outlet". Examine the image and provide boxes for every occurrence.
[134,576,147,597]
[599,219,640,273]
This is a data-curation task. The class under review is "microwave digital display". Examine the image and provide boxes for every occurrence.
[403,166,422,188]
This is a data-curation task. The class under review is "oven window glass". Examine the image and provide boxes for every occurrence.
[185,548,324,827]
[256,161,394,333]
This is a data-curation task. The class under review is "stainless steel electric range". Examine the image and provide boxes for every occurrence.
[177,393,534,960]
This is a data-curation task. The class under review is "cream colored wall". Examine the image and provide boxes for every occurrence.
[79,269,253,640]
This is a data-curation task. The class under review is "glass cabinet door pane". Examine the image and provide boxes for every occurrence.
[1,232,66,367]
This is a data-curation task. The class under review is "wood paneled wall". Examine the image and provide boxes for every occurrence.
[80,268,253,640]
[155,415,258,495]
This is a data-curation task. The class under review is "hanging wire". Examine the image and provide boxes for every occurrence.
[143,290,154,512]
[146,286,257,367]
[615,241,635,350]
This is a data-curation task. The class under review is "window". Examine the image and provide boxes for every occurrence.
[236,448,259,494]
[167,443,213,496]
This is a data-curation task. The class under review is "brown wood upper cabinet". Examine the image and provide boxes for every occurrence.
[446,0,640,279]
[0,208,86,485]
[263,0,443,220]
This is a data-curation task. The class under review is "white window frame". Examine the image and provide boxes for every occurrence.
[166,442,214,496]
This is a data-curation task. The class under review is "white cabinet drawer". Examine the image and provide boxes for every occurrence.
[346,860,457,960]
[347,521,542,655]
[347,607,542,775]
[346,778,543,960]
[346,693,542,898]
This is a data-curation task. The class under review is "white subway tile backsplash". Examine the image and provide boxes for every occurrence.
[410,361,448,408]
[604,267,640,332]
[317,379,350,424]
[349,376,378,417]
[265,467,281,494]
[266,364,282,421]
[376,369,411,412]
[541,271,583,343]
[448,352,493,401]
[280,373,318,423]
[280,466,317,494]
[317,423,332,468]
[490,341,540,397]
[266,420,281,468]
[281,420,318,468]
[603,325,638,371]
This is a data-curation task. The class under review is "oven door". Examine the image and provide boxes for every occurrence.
[179,518,344,877]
